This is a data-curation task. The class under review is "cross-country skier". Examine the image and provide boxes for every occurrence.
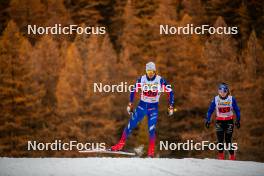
[111,62,175,157]
[205,83,241,160]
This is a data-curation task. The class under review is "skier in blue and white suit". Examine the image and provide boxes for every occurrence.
[205,83,241,160]
[111,62,175,157]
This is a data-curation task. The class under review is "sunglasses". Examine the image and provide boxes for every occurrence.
[146,70,155,74]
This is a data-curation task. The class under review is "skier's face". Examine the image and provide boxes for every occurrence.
[146,70,155,78]
[218,90,228,98]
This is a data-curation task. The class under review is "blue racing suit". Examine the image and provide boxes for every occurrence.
[121,74,174,154]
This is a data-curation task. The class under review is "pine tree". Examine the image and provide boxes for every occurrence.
[56,43,85,117]
[9,0,46,31]
[43,0,72,42]
[108,0,128,53]
[84,34,101,104]
[120,0,160,69]
[203,16,239,99]
[113,34,139,120]
[235,1,251,47]
[9,0,72,43]
[181,0,206,24]
[44,0,72,26]
[64,0,105,26]
[0,0,10,35]
[204,0,241,24]
[31,35,63,115]
[0,20,45,154]
[85,34,118,118]
[241,31,264,118]
[119,0,140,67]
[73,25,90,111]
[9,0,46,43]
[243,31,264,79]
[150,0,178,79]
[175,14,204,108]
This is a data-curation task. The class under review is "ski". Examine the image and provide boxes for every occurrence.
[79,149,136,156]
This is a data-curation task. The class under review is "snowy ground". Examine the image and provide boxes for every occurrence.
[1,157,264,176]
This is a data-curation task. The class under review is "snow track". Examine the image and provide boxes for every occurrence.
[1,157,263,176]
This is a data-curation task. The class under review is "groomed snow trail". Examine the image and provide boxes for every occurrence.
[1,157,264,176]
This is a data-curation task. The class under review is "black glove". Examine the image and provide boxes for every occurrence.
[205,121,210,129]
[235,120,240,129]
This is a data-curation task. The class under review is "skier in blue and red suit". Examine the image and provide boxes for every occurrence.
[205,83,241,160]
[111,62,175,157]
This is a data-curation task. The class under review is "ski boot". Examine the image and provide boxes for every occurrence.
[147,139,155,158]
[217,152,224,160]
[147,148,154,158]
[111,133,126,151]
[229,154,236,160]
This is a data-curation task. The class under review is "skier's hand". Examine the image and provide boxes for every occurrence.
[127,103,133,115]
[167,105,174,116]
[235,120,240,129]
[205,121,210,129]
